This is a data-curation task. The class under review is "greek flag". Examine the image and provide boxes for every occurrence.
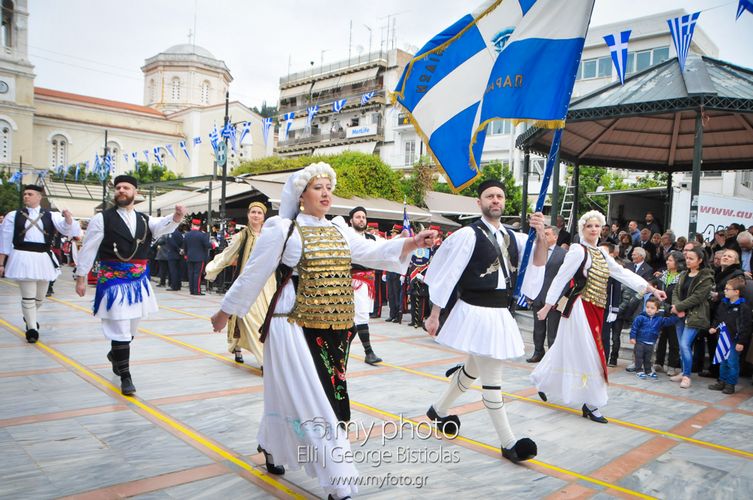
[737,0,753,21]
[281,112,295,141]
[604,29,631,85]
[56,165,65,178]
[209,124,220,152]
[262,117,273,145]
[238,121,251,144]
[306,105,319,129]
[93,153,102,175]
[360,91,375,106]
[104,153,114,175]
[193,135,202,146]
[9,171,22,184]
[333,98,347,113]
[179,139,190,160]
[394,0,593,191]
[402,201,413,236]
[131,152,138,164]
[713,322,732,364]
[667,12,700,72]
[165,144,177,160]
[153,147,163,166]
[74,163,81,181]
[143,150,150,163]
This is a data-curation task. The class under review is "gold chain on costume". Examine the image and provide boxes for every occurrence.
[288,223,354,329]
[582,246,609,308]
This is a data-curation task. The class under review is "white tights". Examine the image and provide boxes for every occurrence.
[433,354,516,449]
[18,280,48,330]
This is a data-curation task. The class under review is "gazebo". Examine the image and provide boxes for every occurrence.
[516,55,753,237]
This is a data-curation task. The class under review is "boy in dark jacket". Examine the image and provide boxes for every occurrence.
[630,297,679,379]
[708,277,752,394]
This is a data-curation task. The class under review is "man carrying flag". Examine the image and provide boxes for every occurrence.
[398,0,595,463]
[708,277,750,395]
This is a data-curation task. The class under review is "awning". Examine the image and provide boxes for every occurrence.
[47,197,101,219]
[141,188,203,213]
[279,83,312,99]
[314,142,377,156]
[182,182,256,212]
[311,76,342,93]
[424,191,482,217]
[338,67,379,87]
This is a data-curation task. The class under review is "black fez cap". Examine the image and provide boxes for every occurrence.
[113,175,138,188]
[349,206,367,218]
[23,184,44,193]
[477,179,505,197]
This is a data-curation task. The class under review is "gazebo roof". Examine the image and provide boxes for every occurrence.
[516,55,753,172]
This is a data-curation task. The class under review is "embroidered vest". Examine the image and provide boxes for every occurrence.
[288,223,355,330]
[98,208,152,262]
[582,246,609,308]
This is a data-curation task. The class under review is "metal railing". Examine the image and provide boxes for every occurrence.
[278,86,386,115]
[277,125,384,149]
[280,50,389,86]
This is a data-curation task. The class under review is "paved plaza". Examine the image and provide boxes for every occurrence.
[1,273,752,499]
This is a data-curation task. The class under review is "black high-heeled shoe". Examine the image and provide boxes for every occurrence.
[581,404,608,424]
[234,351,243,363]
[257,445,285,475]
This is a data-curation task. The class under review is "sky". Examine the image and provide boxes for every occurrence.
[27,0,753,110]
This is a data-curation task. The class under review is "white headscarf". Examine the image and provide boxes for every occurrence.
[278,162,337,219]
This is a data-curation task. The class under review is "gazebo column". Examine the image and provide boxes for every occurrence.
[665,173,673,234]
[521,149,530,230]
[688,110,704,239]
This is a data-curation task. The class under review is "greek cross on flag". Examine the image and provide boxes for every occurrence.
[394,0,594,191]
[360,91,375,106]
[667,12,700,72]
[333,98,347,113]
[262,118,273,145]
[306,105,319,129]
[604,30,631,85]
[713,322,732,364]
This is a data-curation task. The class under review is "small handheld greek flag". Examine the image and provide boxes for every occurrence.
[179,140,190,160]
[604,30,631,85]
[713,322,732,364]
[262,118,273,145]
[667,12,700,72]
[402,200,413,236]
[333,98,347,113]
[360,91,375,106]
[165,144,177,160]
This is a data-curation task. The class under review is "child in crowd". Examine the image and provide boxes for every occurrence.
[630,297,679,379]
[708,277,751,394]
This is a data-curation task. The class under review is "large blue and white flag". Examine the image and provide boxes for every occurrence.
[238,121,252,144]
[394,0,593,191]
[713,322,732,364]
[667,12,700,72]
[165,144,177,160]
[281,112,295,141]
[737,0,753,21]
[360,91,375,106]
[306,105,319,129]
[604,29,631,85]
[153,147,163,166]
[262,117,273,145]
[333,98,347,113]
[179,139,190,160]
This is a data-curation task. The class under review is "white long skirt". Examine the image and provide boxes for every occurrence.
[258,316,358,499]
[5,249,61,282]
[352,279,373,325]
[530,297,608,408]
[437,299,525,360]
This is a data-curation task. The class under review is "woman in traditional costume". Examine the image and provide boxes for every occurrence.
[531,210,666,423]
[210,162,436,500]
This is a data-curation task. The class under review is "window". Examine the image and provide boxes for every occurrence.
[50,134,67,168]
[397,113,411,126]
[404,140,416,166]
[171,77,182,101]
[1,0,13,48]
[581,59,597,79]
[653,47,669,65]
[0,120,10,162]
[200,80,210,104]
[635,50,652,72]
[487,119,512,135]
[625,53,635,74]
[597,56,612,78]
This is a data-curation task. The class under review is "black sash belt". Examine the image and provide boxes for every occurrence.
[458,289,509,308]
[14,242,59,269]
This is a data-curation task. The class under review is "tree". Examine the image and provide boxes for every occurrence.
[401,156,434,206]
[569,165,628,218]
[432,161,527,216]
[49,165,100,183]
[252,101,278,120]
[0,174,20,215]
[125,162,181,184]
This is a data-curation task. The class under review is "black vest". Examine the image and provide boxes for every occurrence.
[351,232,376,272]
[457,220,519,308]
[12,208,54,252]
[98,208,152,262]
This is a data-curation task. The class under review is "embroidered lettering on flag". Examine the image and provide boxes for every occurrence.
[667,11,700,72]
[394,0,593,191]
[604,29,631,84]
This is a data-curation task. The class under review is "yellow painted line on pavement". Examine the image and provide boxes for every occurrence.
[351,400,657,500]
[0,316,303,499]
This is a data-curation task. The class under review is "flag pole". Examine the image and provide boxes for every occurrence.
[513,128,563,305]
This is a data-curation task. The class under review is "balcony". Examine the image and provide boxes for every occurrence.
[278,85,386,116]
[276,124,385,152]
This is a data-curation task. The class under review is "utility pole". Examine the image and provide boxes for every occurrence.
[18,155,23,209]
[102,130,109,211]
[220,91,229,223]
